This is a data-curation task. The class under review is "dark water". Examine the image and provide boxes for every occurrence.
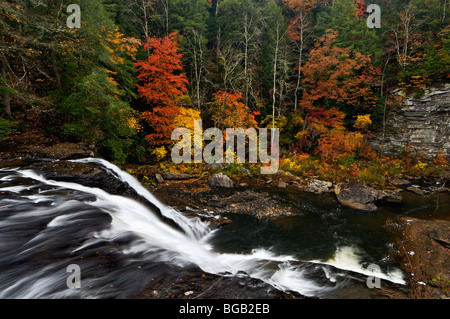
[0,158,448,299]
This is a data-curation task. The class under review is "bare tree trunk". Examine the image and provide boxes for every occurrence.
[215,0,220,18]
[294,31,303,111]
[244,15,250,106]
[51,49,62,90]
[187,29,204,110]
[443,0,447,22]
[272,22,280,130]
[0,28,11,118]
[161,0,169,36]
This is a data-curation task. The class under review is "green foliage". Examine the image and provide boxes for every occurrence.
[170,0,210,35]
[316,0,383,61]
[0,117,16,141]
[217,0,260,44]
[61,68,135,161]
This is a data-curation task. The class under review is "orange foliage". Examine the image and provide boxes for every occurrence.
[354,0,366,18]
[294,106,346,150]
[293,29,380,152]
[103,27,141,64]
[317,130,364,162]
[210,91,258,129]
[283,0,317,12]
[300,30,380,111]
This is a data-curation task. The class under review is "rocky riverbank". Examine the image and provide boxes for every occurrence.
[0,154,306,300]
[386,217,450,299]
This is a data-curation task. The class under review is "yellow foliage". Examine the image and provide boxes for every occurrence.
[173,107,201,134]
[354,114,372,132]
[153,146,168,161]
[125,110,143,132]
[172,106,202,152]
[415,161,428,170]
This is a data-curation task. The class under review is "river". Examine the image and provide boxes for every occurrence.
[0,158,448,299]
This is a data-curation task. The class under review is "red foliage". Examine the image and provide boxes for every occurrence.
[354,0,366,18]
[135,32,189,107]
[135,32,189,145]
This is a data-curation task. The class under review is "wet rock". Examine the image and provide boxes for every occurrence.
[277,181,288,188]
[1,142,94,160]
[389,179,412,187]
[207,173,234,188]
[406,186,428,196]
[203,190,294,219]
[392,217,450,298]
[304,179,333,195]
[162,172,193,180]
[136,268,308,299]
[377,189,403,203]
[334,180,378,212]
[155,174,165,184]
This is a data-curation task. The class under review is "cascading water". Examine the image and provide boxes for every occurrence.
[0,158,406,299]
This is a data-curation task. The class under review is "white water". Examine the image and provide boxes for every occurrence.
[0,158,406,298]
[313,246,406,285]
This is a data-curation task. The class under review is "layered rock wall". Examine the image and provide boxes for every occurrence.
[371,85,450,158]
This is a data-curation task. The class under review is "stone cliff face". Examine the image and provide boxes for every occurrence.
[371,85,450,158]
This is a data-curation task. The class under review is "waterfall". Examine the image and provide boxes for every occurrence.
[0,158,405,298]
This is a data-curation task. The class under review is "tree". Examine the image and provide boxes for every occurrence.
[169,0,210,35]
[184,28,208,110]
[316,0,382,60]
[261,0,289,128]
[295,29,380,151]
[167,0,210,111]
[386,1,449,92]
[135,32,189,145]
[209,90,257,130]
[283,0,317,110]
[300,30,380,112]
[216,0,262,108]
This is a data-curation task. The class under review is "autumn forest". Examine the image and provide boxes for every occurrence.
[0,0,449,183]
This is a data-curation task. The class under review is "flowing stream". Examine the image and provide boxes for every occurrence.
[1,157,441,299]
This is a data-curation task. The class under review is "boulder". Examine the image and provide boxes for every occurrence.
[155,174,165,184]
[377,189,403,203]
[277,181,288,188]
[389,178,412,187]
[334,180,379,212]
[304,179,333,195]
[207,173,234,188]
[406,186,428,196]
